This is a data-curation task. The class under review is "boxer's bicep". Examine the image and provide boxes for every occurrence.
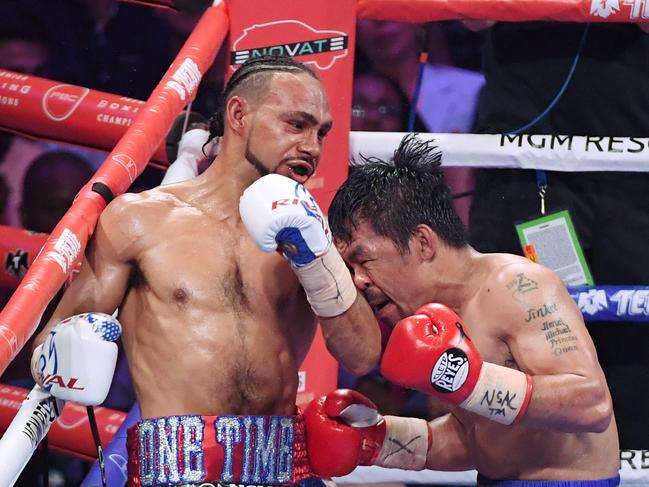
[503,267,598,376]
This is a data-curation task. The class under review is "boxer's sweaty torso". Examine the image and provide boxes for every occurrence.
[116,184,317,419]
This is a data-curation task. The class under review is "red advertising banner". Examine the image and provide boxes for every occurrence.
[0,70,168,165]
[226,0,357,213]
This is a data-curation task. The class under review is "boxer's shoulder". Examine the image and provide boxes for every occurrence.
[480,253,557,294]
[103,187,199,229]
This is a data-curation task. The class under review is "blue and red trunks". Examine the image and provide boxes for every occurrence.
[127,413,314,486]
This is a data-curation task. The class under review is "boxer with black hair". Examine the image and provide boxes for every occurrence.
[306,135,620,486]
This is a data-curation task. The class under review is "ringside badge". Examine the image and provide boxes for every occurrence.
[430,348,469,393]
[515,209,593,287]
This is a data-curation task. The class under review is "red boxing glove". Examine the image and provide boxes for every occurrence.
[304,389,431,477]
[381,303,533,425]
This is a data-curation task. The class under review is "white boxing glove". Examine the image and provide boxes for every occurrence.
[240,174,356,317]
[31,312,121,405]
[162,128,218,185]
[240,173,331,265]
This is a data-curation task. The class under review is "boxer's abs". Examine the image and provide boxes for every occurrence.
[124,307,303,418]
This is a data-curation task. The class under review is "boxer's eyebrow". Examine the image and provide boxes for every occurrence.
[286,111,333,134]
[348,245,369,262]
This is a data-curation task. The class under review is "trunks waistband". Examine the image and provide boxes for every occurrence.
[477,473,620,487]
[127,413,313,487]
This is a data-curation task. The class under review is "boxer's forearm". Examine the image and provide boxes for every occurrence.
[319,294,381,375]
[424,413,475,472]
[520,374,613,433]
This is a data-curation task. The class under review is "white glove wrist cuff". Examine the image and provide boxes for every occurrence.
[460,362,532,425]
[177,128,210,158]
[161,152,200,185]
[376,416,430,470]
[293,248,357,318]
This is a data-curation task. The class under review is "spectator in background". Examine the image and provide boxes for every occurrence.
[155,6,227,118]
[352,70,426,133]
[0,0,51,77]
[468,21,649,448]
[440,20,487,72]
[18,149,137,414]
[355,20,483,225]
[1,150,95,387]
[0,0,171,226]
[0,0,52,226]
[355,20,484,133]
[20,151,94,233]
[40,0,174,100]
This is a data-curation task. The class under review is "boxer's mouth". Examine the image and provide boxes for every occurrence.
[286,160,314,184]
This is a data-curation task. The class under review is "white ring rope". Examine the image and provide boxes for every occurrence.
[350,131,649,171]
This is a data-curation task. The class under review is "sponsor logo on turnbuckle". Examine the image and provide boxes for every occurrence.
[47,228,81,274]
[164,57,202,101]
[576,289,609,316]
[575,288,649,318]
[590,0,619,17]
[231,20,348,71]
[610,289,649,317]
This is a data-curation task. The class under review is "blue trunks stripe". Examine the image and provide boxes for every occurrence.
[477,473,620,487]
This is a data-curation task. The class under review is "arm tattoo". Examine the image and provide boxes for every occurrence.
[525,302,558,322]
[507,273,539,305]
[541,316,579,355]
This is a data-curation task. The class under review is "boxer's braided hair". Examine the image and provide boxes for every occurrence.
[329,134,467,252]
[206,55,318,144]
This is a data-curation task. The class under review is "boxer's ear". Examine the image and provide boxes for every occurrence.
[411,224,438,262]
[225,95,249,135]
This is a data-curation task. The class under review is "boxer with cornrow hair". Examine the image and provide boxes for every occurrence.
[33,55,380,486]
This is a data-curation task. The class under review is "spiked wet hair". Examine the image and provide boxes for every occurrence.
[329,134,467,253]
[206,55,318,142]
